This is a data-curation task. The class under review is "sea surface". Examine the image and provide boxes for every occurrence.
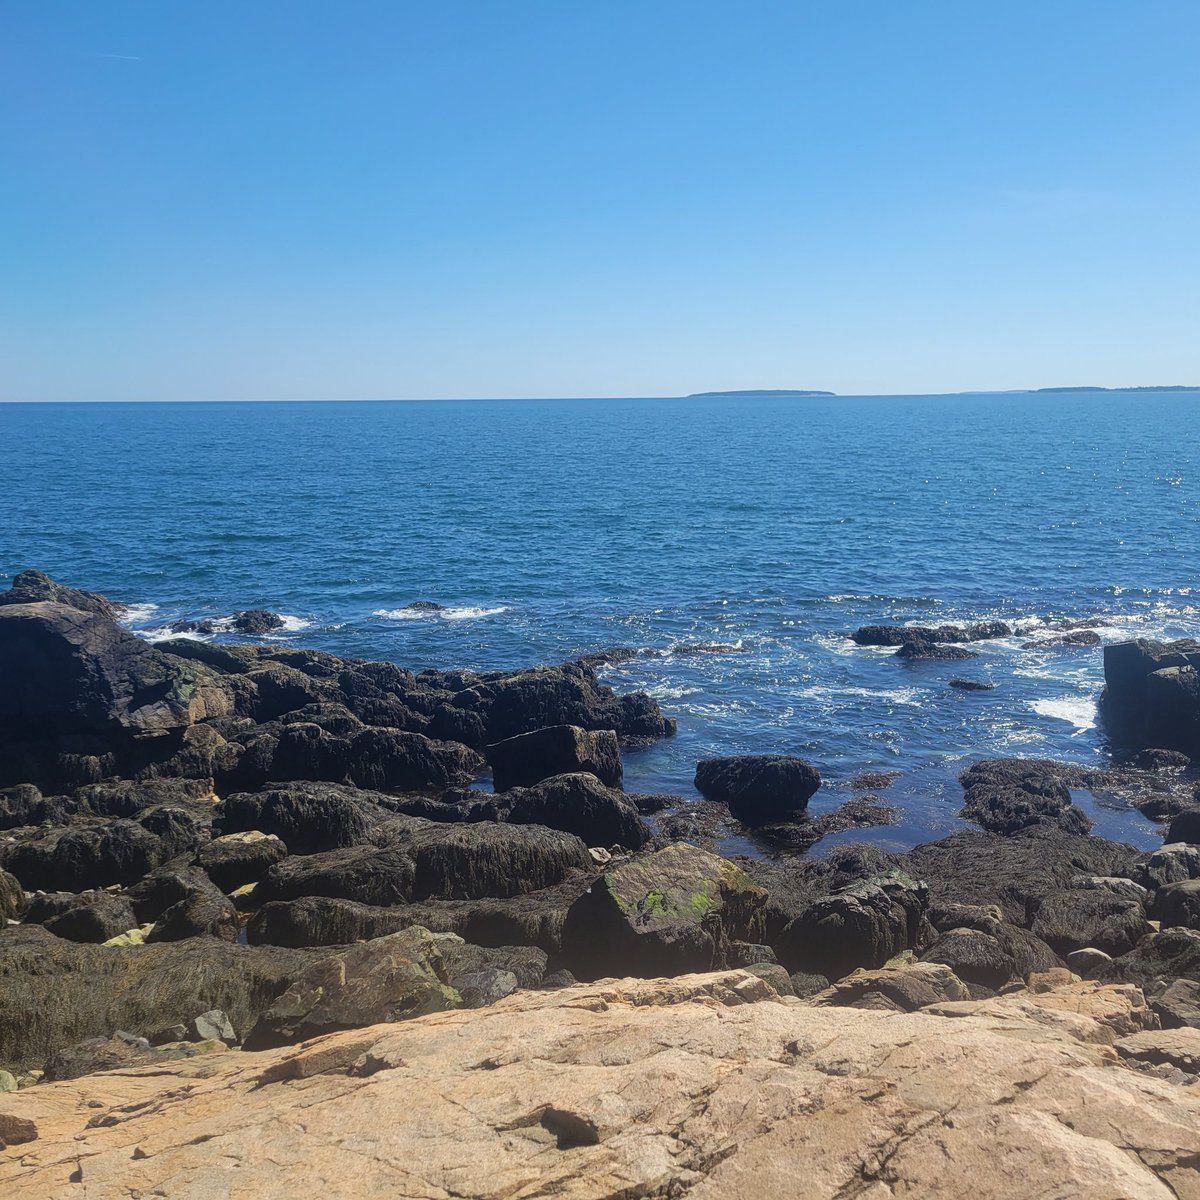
[4,392,1199,854]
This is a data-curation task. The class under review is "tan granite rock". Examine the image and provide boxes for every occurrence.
[1,971,1197,1199]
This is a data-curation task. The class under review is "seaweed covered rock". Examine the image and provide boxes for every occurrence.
[486,725,622,791]
[0,869,24,921]
[693,755,821,825]
[1102,638,1200,755]
[256,844,417,907]
[243,926,460,1049]
[219,784,383,854]
[560,843,766,979]
[959,759,1091,835]
[1029,889,1152,957]
[498,772,650,849]
[39,890,137,944]
[199,831,288,893]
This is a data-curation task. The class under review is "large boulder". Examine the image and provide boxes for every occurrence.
[499,773,650,849]
[1102,638,1200,754]
[851,622,1011,647]
[39,890,137,944]
[199,831,288,893]
[243,927,460,1049]
[0,869,24,921]
[810,962,970,1010]
[219,784,382,854]
[1153,880,1200,931]
[1167,808,1200,845]
[560,843,767,979]
[1096,928,1200,989]
[486,725,622,791]
[255,844,416,907]
[693,755,821,825]
[958,760,1091,835]
[1029,889,1152,957]
[774,872,928,980]
[0,924,317,1072]
[0,571,125,620]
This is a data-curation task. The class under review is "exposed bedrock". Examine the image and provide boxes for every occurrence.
[1102,637,1200,755]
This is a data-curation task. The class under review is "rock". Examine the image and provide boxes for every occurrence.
[895,638,977,661]
[1102,638,1200,755]
[927,901,1004,933]
[39,890,137,944]
[1030,889,1151,956]
[1167,807,1200,844]
[1132,843,1200,889]
[1153,879,1200,930]
[199,831,288,893]
[187,1009,236,1045]
[401,601,444,612]
[1097,927,1200,989]
[0,570,124,620]
[775,872,928,980]
[42,1035,173,1081]
[693,755,821,825]
[902,826,1137,925]
[0,869,24,921]
[435,939,547,990]
[916,921,1051,988]
[0,1071,15,1093]
[1115,1027,1200,1075]
[728,941,778,967]
[744,962,794,996]
[852,621,1011,647]
[0,923,316,1072]
[147,883,239,943]
[244,927,460,1049]
[486,725,622,791]
[149,1024,188,1046]
[788,970,830,998]
[560,843,767,979]
[949,678,996,691]
[231,609,285,635]
[404,821,593,902]
[0,1110,37,1147]
[1131,748,1192,770]
[4,970,1200,1197]
[1066,947,1113,977]
[811,962,970,1011]
[1020,630,1102,650]
[959,759,1091,835]
[453,968,519,1008]
[499,772,650,849]
[257,844,416,907]
[219,784,381,854]
[1150,978,1200,1029]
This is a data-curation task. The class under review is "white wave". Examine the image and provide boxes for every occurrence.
[643,684,703,701]
[1027,696,1097,733]
[374,605,509,622]
[270,614,312,634]
[119,602,160,626]
[799,684,923,706]
[135,625,213,645]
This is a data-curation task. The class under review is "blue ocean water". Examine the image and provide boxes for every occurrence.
[4,392,1199,852]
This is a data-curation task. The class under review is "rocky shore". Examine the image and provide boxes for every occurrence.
[3,572,1200,1192]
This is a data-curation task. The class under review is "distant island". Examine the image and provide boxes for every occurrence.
[686,389,836,398]
[1034,385,1199,393]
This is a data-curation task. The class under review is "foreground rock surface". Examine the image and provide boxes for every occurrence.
[2,970,1197,1198]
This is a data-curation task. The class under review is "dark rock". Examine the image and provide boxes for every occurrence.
[219,784,382,854]
[231,610,285,635]
[1131,748,1191,771]
[920,929,1023,990]
[540,969,577,989]
[1102,638,1200,755]
[453,968,519,1008]
[0,1111,38,1146]
[0,570,124,620]
[728,941,778,967]
[1097,928,1200,988]
[788,971,831,998]
[42,1035,173,1081]
[1153,880,1200,931]
[560,843,767,980]
[927,902,1004,933]
[400,601,444,612]
[1030,889,1151,956]
[147,883,239,943]
[849,771,901,791]
[1150,978,1200,1028]
[1020,630,1102,650]
[774,872,928,980]
[894,638,977,661]
[629,792,680,814]
[1134,844,1200,890]
[404,821,593,901]
[0,868,24,921]
[499,772,650,850]
[959,759,1092,835]
[125,863,216,923]
[0,924,317,1072]
[949,678,997,691]
[187,1009,236,1045]
[435,939,548,989]
[41,890,137,944]
[810,962,970,1011]
[1065,947,1113,977]
[199,831,289,893]
[693,755,821,826]
[148,1023,188,1045]
[851,622,1011,647]
[487,725,622,791]
[1167,808,1200,845]
[255,844,416,907]
[244,926,460,1049]
[247,896,414,947]
[744,962,794,996]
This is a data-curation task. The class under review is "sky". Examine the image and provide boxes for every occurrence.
[2,1,1198,400]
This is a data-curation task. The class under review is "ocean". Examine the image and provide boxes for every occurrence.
[4,391,1199,853]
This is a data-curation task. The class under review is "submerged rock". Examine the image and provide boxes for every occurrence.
[230,610,285,635]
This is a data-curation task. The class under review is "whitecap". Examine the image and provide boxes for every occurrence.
[373,608,429,620]
[119,602,160,626]
[441,605,509,621]
[1027,696,1097,733]
[373,605,509,622]
[269,614,313,634]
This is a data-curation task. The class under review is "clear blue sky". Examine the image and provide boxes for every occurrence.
[3,2,1198,400]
